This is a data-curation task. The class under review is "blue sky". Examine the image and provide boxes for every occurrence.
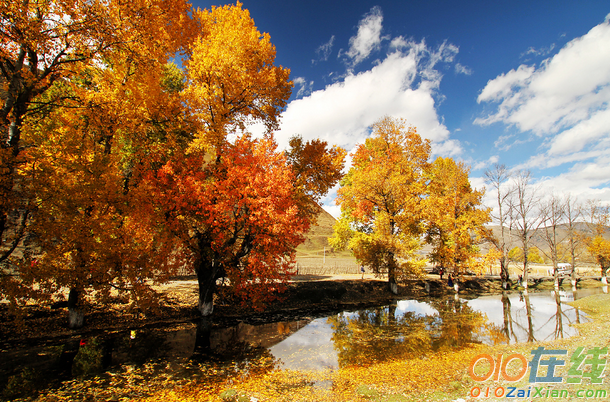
[192,1,610,217]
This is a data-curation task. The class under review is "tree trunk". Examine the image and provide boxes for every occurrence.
[68,288,84,329]
[387,259,398,295]
[196,261,217,316]
[388,275,398,295]
[500,258,510,290]
[522,257,529,290]
[194,251,226,317]
[571,267,577,290]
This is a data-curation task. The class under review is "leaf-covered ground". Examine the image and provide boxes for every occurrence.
[2,278,609,401]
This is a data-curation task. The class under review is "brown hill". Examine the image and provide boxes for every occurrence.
[296,205,337,255]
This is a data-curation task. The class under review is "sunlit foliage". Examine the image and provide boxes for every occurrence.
[425,157,491,276]
[330,117,431,290]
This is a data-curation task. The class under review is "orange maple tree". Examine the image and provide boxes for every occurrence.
[139,3,345,316]
[142,135,312,315]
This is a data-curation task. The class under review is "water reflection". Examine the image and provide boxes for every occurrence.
[326,298,488,368]
[0,289,599,398]
[468,289,593,344]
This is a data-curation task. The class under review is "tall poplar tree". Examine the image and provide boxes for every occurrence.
[330,117,430,294]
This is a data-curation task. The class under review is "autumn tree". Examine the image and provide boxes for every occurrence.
[539,195,566,288]
[0,0,194,268]
[484,164,514,289]
[143,3,345,316]
[330,117,430,294]
[424,157,491,278]
[181,2,291,154]
[583,200,610,285]
[509,170,545,291]
[564,194,584,288]
[2,1,345,324]
[143,135,312,315]
[14,58,188,327]
[0,0,199,329]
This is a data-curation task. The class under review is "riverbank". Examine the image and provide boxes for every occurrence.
[1,275,606,345]
[2,277,609,401]
[137,290,610,402]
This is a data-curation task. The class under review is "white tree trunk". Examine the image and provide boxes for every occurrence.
[389,282,398,295]
[199,300,214,316]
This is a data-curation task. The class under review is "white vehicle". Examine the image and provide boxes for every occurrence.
[547,263,574,276]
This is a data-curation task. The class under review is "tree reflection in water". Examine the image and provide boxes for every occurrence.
[327,298,494,368]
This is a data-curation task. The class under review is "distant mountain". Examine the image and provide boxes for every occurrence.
[296,205,337,255]
[486,222,610,256]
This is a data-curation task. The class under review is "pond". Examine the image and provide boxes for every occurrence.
[0,288,603,399]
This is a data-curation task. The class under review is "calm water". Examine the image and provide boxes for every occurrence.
[0,288,603,397]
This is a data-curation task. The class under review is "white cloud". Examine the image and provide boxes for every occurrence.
[293,77,314,98]
[471,155,499,171]
[344,6,384,67]
[455,62,473,76]
[314,35,335,63]
[520,44,556,58]
[476,17,610,136]
[476,65,534,106]
[274,45,454,152]
[534,158,610,205]
[475,16,610,179]
[431,139,463,157]
[547,108,610,156]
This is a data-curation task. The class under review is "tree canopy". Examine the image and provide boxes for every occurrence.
[330,117,431,293]
[331,117,491,291]
[424,157,490,276]
[1,1,345,325]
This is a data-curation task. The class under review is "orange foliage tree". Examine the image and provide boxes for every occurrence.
[424,157,491,277]
[1,0,194,325]
[0,0,193,266]
[143,135,313,315]
[141,4,345,316]
[330,117,430,294]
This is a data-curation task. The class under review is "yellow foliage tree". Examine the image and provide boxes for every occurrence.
[0,0,194,265]
[584,201,610,284]
[424,157,491,276]
[182,2,292,153]
[330,117,430,294]
[1,0,194,325]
